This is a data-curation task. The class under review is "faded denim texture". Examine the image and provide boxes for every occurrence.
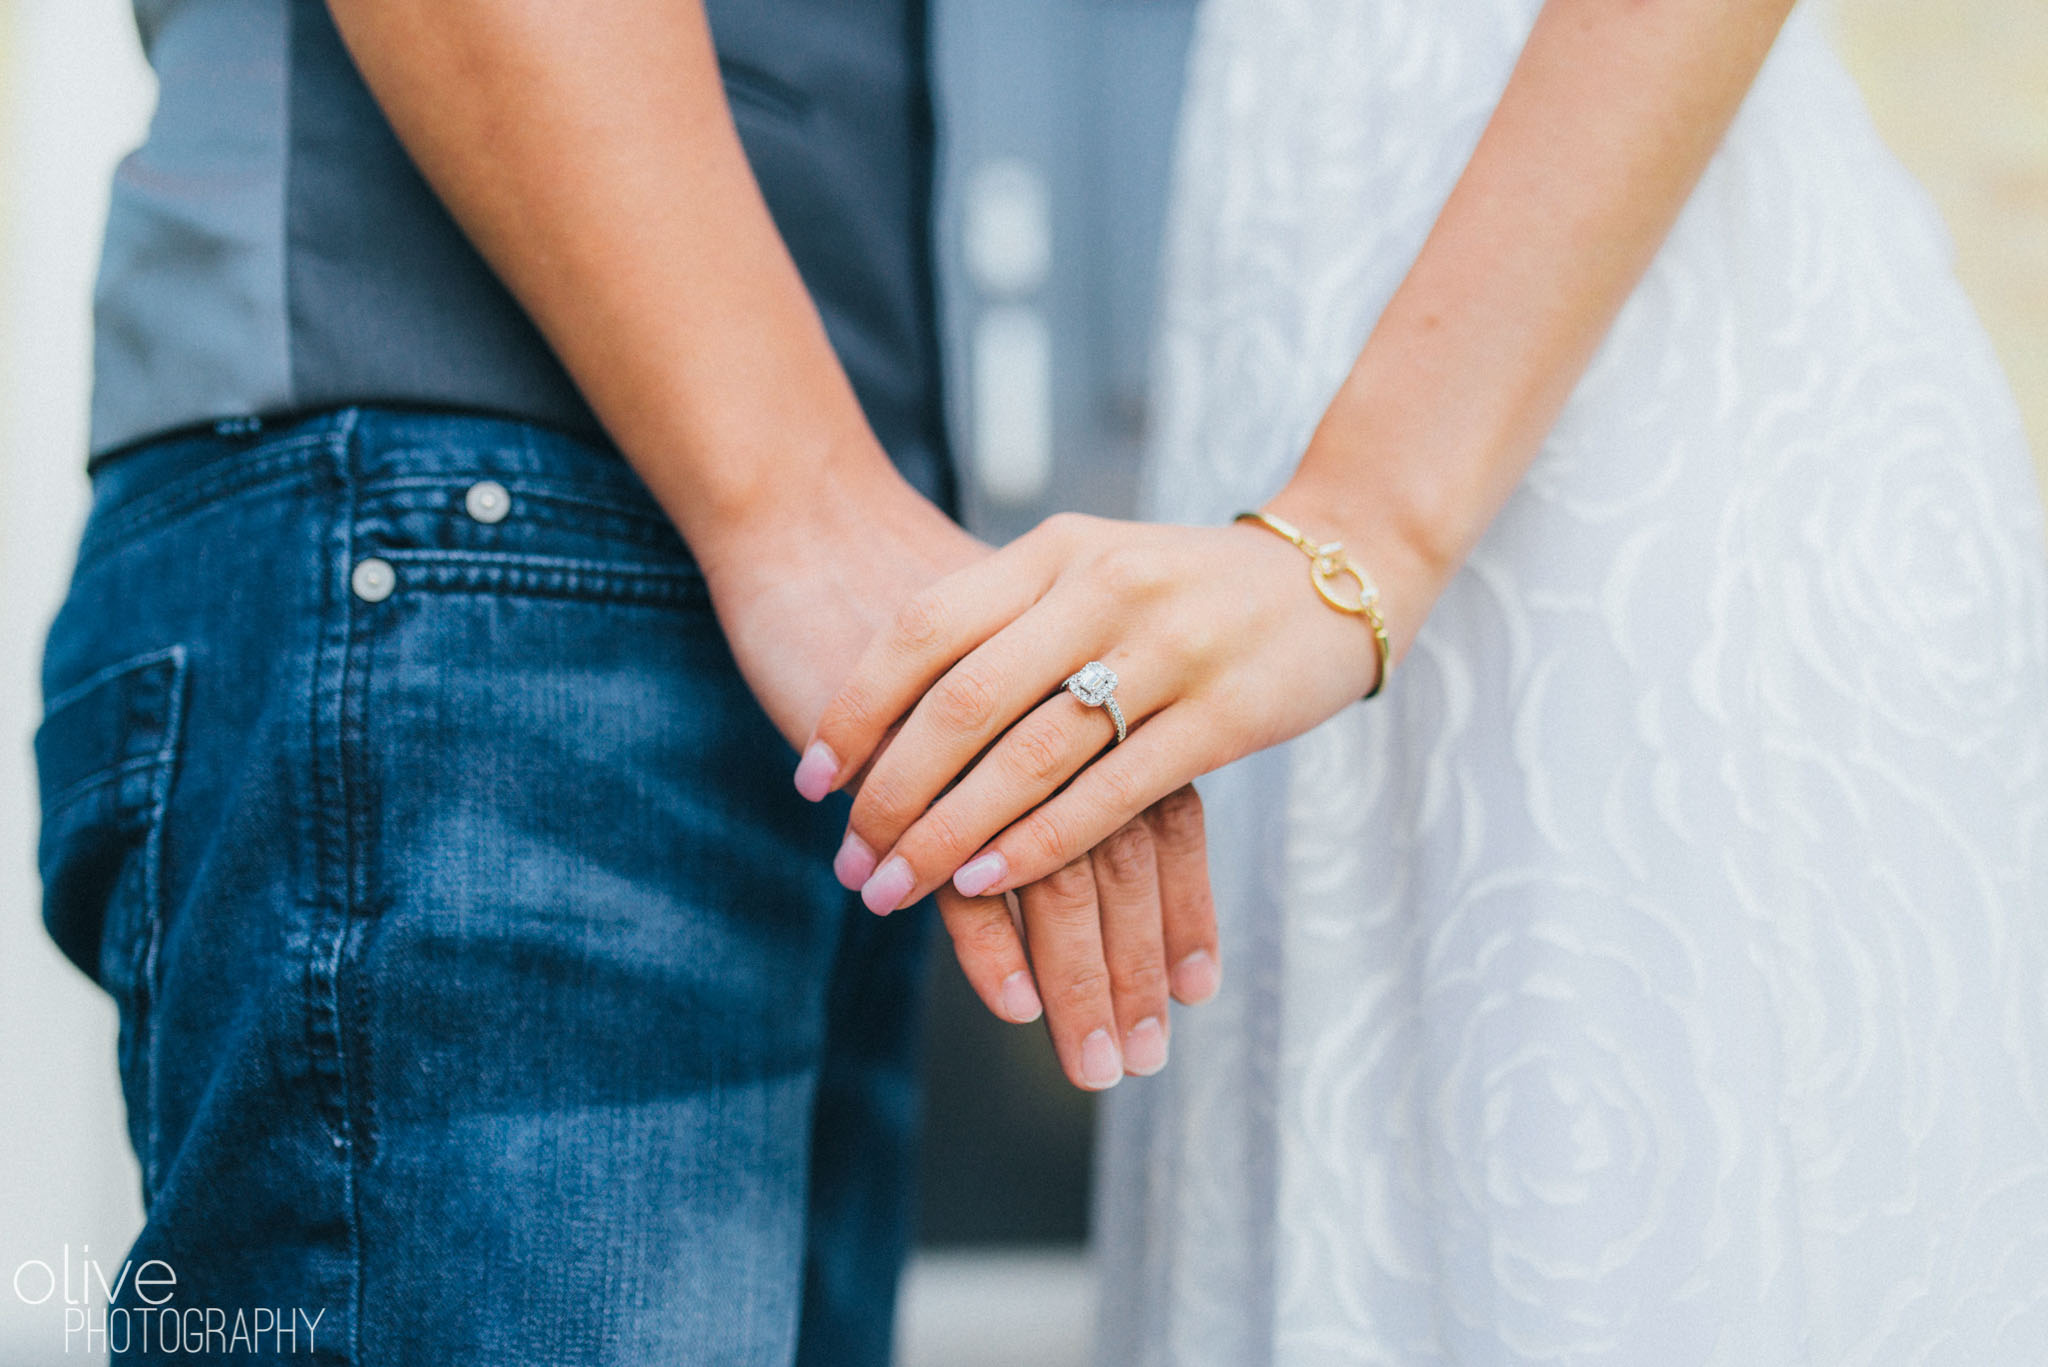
[36,407,928,1365]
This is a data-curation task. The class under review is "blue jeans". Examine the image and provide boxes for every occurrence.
[34,408,929,1365]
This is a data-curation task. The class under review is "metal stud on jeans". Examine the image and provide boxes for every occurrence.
[351,556,395,602]
[464,479,511,523]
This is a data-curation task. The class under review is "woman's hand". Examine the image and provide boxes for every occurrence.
[796,505,1441,912]
[697,469,1220,1089]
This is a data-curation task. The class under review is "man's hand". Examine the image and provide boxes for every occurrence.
[932,791,1219,1088]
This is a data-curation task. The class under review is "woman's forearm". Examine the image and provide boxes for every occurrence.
[324,0,900,558]
[1273,0,1798,651]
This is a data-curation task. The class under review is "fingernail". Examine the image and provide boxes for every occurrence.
[1122,1017,1168,1076]
[793,741,839,802]
[1079,1028,1123,1090]
[999,971,1043,1024]
[1172,949,1221,1005]
[952,851,1007,898]
[861,855,916,915]
[833,832,876,891]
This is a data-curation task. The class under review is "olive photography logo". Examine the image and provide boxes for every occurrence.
[11,1246,326,1355]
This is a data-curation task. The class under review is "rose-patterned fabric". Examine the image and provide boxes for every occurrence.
[1095,2,2048,1363]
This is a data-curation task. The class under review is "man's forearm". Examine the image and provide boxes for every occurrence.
[324,0,898,554]
[319,0,1214,1090]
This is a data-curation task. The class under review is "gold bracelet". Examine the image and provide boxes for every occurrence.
[1234,509,1392,700]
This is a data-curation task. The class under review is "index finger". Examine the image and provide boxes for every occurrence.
[792,514,1085,801]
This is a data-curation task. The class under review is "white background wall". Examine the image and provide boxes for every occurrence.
[0,2,154,1360]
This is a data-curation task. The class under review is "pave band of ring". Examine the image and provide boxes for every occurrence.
[1063,661,1127,743]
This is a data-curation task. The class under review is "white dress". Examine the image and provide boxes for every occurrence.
[1095,1,2048,1363]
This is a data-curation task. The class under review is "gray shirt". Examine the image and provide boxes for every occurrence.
[93,0,953,507]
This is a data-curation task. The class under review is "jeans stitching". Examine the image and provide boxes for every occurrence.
[371,549,711,608]
[341,409,377,1367]
[38,753,165,828]
[40,642,189,718]
[37,645,189,816]
[356,487,692,559]
[36,645,187,1201]
[79,436,330,565]
[136,644,189,1201]
[299,413,363,1366]
[355,474,675,531]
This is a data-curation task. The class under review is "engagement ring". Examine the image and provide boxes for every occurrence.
[1063,661,1126,743]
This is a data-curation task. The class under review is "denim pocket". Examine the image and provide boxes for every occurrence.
[34,644,188,1189]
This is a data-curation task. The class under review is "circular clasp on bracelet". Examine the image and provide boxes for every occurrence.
[1310,553,1379,616]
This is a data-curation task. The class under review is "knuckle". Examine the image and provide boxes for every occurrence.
[1006,721,1072,786]
[1147,784,1206,849]
[954,908,1020,963]
[931,664,1002,731]
[1039,510,1092,546]
[1090,542,1170,601]
[903,806,970,864]
[1094,821,1156,884]
[818,686,881,742]
[1016,810,1074,871]
[850,770,912,833]
[1048,966,1111,1015]
[1038,853,1097,905]
[1110,956,1169,1003]
[890,590,950,654]
[1035,897,1099,942]
[1040,901,1105,946]
[1090,546,1148,599]
[1092,759,1145,816]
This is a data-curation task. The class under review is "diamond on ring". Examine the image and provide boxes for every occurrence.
[1063,661,1126,743]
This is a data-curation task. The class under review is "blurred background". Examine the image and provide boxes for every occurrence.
[1,1,2041,1363]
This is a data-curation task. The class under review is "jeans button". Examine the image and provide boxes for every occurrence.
[351,557,396,602]
[464,479,511,524]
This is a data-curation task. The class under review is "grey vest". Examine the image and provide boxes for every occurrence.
[93,0,953,505]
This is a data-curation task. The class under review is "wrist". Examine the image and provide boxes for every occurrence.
[654,429,909,572]
[1232,510,1394,699]
[694,442,981,601]
[1262,464,1457,669]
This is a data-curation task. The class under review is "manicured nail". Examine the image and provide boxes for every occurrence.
[952,851,1007,898]
[1171,949,1221,1005]
[1079,1029,1123,1090]
[999,971,1043,1024]
[793,741,839,802]
[861,856,915,915]
[1122,1017,1168,1076]
[833,832,876,891]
